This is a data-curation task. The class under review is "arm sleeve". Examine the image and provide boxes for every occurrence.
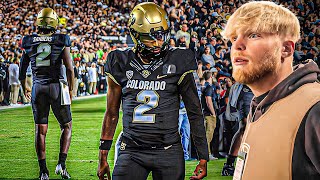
[178,72,209,161]
[204,85,213,97]
[304,102,320,174]
[238,92,245,120]
[65,35,71,47]
[19,51,31,81]
[104,51,121,85]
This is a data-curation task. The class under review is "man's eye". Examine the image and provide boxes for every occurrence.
[249,33,260,38]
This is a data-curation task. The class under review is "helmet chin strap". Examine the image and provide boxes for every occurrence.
[137,40,169,61]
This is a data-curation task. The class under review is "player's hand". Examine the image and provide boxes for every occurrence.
[25,89,31,101]
[97,150,111,180]
[69,91,73,101]
[190,159,207,180]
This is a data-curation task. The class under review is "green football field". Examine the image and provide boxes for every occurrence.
[0,96,232,180]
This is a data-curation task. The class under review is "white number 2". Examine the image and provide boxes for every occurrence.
[36,43,51,67]
[133,90,159,123]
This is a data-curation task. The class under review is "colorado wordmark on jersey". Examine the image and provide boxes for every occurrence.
[126,79,166,91]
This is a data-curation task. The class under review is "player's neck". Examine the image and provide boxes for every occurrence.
[137,53,151,64]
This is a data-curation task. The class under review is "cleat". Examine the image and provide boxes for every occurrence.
[55,164,71,179]
[209,154,218,160]
[221,163,235,176]
[39,172,49,180]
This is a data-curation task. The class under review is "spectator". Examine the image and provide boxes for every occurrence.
[176,22,191,46]
[222,83,253,176]
[73,61,80,98]
[201,46,215,68]
[87,62,97,95]
[8,58,20,106]
[78,61,88,95]
[207,37,217,55]
[201,71,218,160]
[305,46,318,61]
[179,99,191,160]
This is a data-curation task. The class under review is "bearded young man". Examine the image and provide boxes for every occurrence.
[221,1,320,180]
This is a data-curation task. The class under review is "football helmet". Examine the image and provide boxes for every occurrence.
[36,8,59,35]
[129,2,170,60]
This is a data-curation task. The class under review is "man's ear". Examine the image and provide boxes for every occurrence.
[281,40,294,59]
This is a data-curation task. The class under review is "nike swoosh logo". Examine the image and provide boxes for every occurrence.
[157,74,167,79]
[164,145,172,150]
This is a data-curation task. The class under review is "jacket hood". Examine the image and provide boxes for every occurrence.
[251,60,320,118]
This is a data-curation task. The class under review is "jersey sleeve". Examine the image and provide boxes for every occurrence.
[174,48,198,85]
[178,72,209,161]
[21,36,31,49]
[64,34,71,47]
[54,34,71,47]
[19,50,31,80]
[104,50,124,86]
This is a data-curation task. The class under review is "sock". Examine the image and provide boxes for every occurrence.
[226,155,237,165]
[58,153,67,169]
[38,159,48,173]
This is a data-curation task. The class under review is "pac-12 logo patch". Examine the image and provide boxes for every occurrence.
[126,70,133,80]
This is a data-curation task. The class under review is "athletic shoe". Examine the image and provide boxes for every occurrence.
[209,154,218,160]
[55,164,71,179]
[39,171,49,180]
[221,163,235,176]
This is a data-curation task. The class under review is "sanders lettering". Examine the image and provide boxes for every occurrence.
[33,36,53,42]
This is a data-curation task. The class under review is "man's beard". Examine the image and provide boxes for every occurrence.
[232,47,280,85]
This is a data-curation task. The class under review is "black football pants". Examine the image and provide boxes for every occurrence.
[31,83,72,124]
[113,142,185,180]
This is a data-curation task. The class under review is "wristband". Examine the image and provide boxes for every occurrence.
[99,139,113,150]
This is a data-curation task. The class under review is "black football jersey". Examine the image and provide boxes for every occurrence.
[19,34,71,84]
[105,48,198,145]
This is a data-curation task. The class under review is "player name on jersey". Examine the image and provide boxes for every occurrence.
[126,79,166,91]
[33,36,53,42]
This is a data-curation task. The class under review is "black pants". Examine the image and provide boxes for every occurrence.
[31,83,72,124]
[113,142,185,180]
[224,120,238,153]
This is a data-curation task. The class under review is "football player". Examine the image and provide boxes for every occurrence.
[19,8,74,180]
[97,2,208,180]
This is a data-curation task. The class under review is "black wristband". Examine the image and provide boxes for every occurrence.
[99,139,113,150]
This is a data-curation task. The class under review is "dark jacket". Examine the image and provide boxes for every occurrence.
[250,60,320,179]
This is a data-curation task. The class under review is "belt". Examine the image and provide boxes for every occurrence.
[121,136,174,150]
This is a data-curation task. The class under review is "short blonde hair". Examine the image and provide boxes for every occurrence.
[222,1,300,42]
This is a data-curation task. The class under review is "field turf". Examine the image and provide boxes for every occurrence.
[0,96,232,180]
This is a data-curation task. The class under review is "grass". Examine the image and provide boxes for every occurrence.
[0,96,232,180]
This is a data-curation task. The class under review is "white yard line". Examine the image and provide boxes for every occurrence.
[0,159,101,162]
[0,94,106,111]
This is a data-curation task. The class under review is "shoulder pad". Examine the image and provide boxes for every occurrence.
[21,35,32,49]
[53,34,71,47]
[168,48,197,74]
[105,49,134,85]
